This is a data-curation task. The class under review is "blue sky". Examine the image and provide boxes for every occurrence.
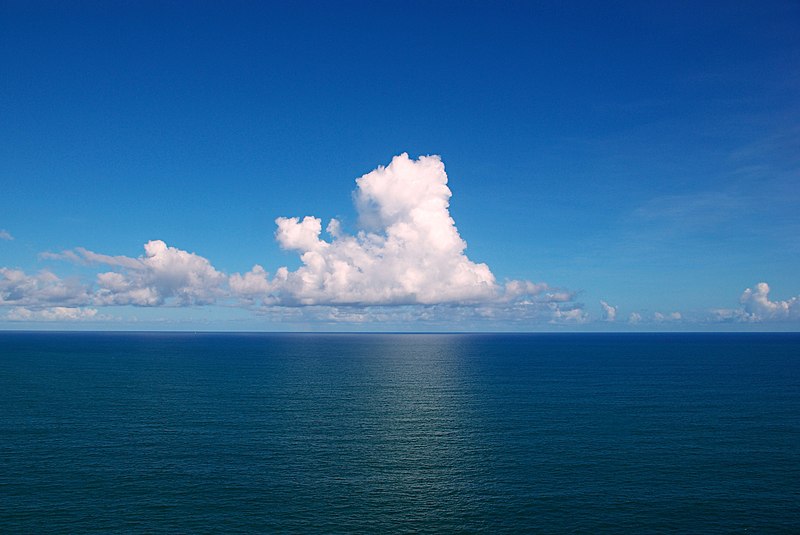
[1,1,798,330]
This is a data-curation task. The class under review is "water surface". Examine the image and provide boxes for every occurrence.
[1,332,798,532]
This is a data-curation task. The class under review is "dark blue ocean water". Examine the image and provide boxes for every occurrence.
[1,332,799,533]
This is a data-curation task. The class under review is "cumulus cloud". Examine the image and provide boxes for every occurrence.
[71,240,226,306]
[0,229,13,241]
[5,306,98,321]
[740,282,798,321]
[714,282,799,323]
[600,300,617,322]
[264,154,498,305]
[4,242,226,310]
[628,312,642,324]
[0,268,91,306]
[229,154,579,320]
[4,154,585,324]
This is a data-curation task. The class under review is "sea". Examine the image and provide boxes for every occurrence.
[1,332,798,533]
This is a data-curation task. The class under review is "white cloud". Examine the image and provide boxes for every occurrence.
[5,306,98,321]
[0,229,12,241]
[86,240,226,306]
[740,282,798,321]
[45,240,227,306]
[4,154,586,324]
[265,154,498,305]
[714,282,800,322]
[600,300,617,321]
[626,310,682,324]
[0,268,91,306]
[654,311,682,322]
[229,264,273,304]
[549,304,588,324]
[229,153,583,322]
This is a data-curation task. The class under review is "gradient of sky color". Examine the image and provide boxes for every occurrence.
[1,1,798,330]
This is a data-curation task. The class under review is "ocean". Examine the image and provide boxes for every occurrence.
[1,332,798,532]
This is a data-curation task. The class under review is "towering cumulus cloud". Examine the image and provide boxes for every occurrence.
[266,154,497,305]
[5,154,585,324]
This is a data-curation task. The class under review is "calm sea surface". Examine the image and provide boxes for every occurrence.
[1,332,798,532]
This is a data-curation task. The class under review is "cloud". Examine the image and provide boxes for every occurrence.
[0,230,12,241]
[626,310,681,324]
[264,154,498,305]
[714,282,799,323]
[4,154,585,324]
[4,241,227,309]
[227,154,581,320]
[0,268,91,306]
[740,282,798,321]
[74,240,226,306]
[5,306,98,321]
[549,304,588,324]
[600,300,617,321]
[654,311,682,322]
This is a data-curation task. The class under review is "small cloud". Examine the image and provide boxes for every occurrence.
[600,300,617,322]
[714,282,799,323]
[0,230,13,241]
[654,311,682,322]
[5,306,98,321]
[740,282,798,322]
[1,267,91,307]
[628,312,642,324]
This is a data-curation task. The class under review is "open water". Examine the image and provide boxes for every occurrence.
[1,332,799,532]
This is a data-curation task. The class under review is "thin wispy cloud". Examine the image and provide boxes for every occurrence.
[0,230,13,241]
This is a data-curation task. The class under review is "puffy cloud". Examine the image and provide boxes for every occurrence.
[6,306,98,321]
[600,300,617,322]
[549,304,588,324]
[229,264,273,304]
[265,154,498,305]
[0,229,13,241]
[714,282,800,322]
[0,268,91,306]
[48,240,227,306]
[89,240,226,306]
[740,282,799,321]
[629,312,642,324]
[4,154,586,325]
[228,154,583,322]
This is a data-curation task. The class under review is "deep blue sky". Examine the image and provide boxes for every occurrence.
[1,1,798,330]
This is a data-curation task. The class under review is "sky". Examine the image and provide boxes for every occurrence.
[1,1,799,331]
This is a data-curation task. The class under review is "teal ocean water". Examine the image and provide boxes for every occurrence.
[1,332,799,532]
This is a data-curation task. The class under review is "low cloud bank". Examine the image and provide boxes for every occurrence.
[5,307,98,321]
